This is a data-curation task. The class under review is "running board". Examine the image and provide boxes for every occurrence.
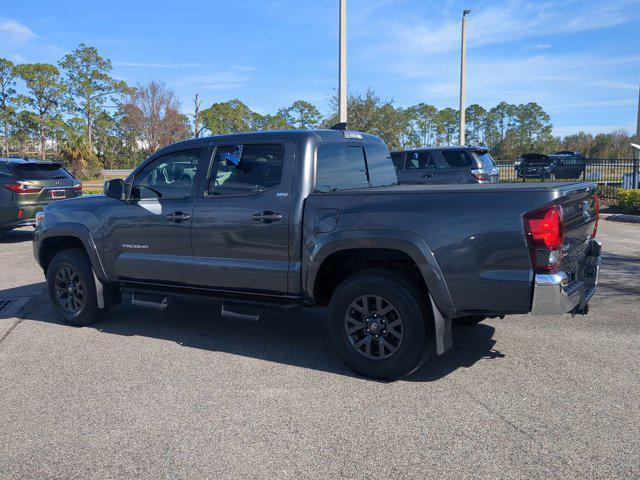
[131,291,169,311]
[221,302,261,322]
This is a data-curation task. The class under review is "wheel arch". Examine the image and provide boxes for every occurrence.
[36,224,108,281]
[304,230,456,318]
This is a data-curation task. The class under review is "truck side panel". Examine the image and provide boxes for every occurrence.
[303,189,561,316]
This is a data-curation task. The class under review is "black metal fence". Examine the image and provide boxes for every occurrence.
[496,158,639,203]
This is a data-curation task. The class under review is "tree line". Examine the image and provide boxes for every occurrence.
[0,45,636,178]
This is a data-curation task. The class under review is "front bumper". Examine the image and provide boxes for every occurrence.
[531,240,601,315]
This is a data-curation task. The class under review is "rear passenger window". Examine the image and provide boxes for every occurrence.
[391,152,403,170]
[365,143,397,187]
[208,143,284,196]
[442,151,473,168]
[405,151,435,170]
[315,144,369,192]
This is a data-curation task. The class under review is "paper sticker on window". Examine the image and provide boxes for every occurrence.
[221,145,243,166]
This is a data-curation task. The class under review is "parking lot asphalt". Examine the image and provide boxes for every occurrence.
[0,220,638,479]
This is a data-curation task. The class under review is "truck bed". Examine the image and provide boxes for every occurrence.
[305,181,598,316]
[340,181,595,195]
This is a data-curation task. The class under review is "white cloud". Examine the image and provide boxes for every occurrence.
[0,19,38,46]
[10,53,27,63]
[553,124,636,136]
[116,61,208,68]
[172,66,256,90]
[375,1,638,55]
[536,43,552,49]
[589,80,639,91]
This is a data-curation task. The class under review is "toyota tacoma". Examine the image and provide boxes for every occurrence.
[33,128,601,380]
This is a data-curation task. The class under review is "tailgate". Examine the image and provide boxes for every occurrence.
[558,186,600,308]
[527,182,601,315]
[558,185,598,272]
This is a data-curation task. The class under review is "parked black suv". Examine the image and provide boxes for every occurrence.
[1,158,82,235]
[515,151,587,180]
[550,151,587,179]
[391,146,499,184]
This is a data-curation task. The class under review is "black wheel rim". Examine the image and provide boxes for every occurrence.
[54,265,85,314]
[344,295,404,360]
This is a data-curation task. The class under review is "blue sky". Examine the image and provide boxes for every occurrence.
[1,0,639,136]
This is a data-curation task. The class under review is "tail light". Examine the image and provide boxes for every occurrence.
[471,168,490,181]
[591,195,600,239]
[72,181,83,193]
[523,204,564,271]
[471,167,499,182]
[3,183,43,194]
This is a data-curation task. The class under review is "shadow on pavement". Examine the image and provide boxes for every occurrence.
[597,252,640,297]
[0,228,34,244]
[7,283,501,382]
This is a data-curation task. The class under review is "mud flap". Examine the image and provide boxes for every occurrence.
[430,295,452,355]
[93,271,106,309]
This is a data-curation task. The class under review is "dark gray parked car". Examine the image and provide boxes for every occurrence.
[33,129,601,380]
[391,146,499,184]
[1,158,82,235]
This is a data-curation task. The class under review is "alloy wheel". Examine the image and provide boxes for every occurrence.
[54,265,85,314]
[344,294,404,360]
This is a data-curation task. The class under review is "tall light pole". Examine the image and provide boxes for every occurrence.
[459,9,471,145]
[636,81,639,139]
[339,0,347,124]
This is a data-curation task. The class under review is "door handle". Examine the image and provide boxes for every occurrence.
[252,211,283,223]
[165,211,191,223]
[422,172,436,178]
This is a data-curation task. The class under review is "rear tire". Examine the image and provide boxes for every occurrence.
[328,270,431,380]
[47,248,106,326]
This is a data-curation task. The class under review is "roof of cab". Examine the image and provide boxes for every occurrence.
[156,129,384,153]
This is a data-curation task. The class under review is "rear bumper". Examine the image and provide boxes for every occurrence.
[531,240,601,315]
[10,219,36,228]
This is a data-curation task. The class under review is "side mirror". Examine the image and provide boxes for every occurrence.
[104,179,125,200]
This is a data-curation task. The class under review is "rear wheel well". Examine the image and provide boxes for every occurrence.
[40,236,87,273]
[313,248,428,307]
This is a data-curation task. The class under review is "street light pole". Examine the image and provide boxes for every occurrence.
[339,0,347,124]
[459,9,470,145]
[636,81,639,139]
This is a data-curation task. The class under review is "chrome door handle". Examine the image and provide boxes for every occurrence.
[165,211,191,223]
[252,211,282,223]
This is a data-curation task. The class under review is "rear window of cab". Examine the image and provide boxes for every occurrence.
[11,163,74,181]
[315,142,397,192]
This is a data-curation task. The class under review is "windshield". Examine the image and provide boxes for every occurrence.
[473,152,496,169]
[12,163,74,181]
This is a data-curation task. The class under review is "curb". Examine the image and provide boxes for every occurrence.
[602,213,640,224]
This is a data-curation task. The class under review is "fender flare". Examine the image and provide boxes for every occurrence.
[35,223,109,282]
[303,229,457,318]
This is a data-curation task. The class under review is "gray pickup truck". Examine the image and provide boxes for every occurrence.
[33,128,601,380]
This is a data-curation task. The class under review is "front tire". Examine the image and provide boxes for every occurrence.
[328,270,431,380]
[47,248,106,326]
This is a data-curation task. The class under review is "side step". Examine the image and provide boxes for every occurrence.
[221,302,262,322]
[131,291,169,311]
